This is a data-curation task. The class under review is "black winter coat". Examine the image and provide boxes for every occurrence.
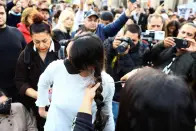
[144,43,196,85]
[7,13,21,27]
[52,29,71,42]
[15,41,60,113]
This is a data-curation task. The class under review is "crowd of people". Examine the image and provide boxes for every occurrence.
[0,0,195,131]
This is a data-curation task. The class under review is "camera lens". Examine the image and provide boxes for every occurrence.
[117,41,128,54]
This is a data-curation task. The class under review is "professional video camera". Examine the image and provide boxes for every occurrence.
[117,38,135,54]
[141,30,165,47]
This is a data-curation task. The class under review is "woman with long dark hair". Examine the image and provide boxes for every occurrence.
[36,33,115,131]
[165,20,180,37]
[15,14,61,131]
[73,67,195,131]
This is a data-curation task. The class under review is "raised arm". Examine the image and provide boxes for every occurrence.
[103,1,136,37]
[80,0,85,11]
[73,0,85,32]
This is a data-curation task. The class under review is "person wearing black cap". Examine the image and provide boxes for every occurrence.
[73,0,136,42]
[100,11,114,25]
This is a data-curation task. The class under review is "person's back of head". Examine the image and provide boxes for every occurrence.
[102,5,108,11]
[116,67,195,131]
[68,33,104,72]
[148,7,155,15]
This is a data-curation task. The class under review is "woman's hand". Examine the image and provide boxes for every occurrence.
[84,83,100,103]
[121,68,141,82]
[39,107,48,118]
[79,83,100,114]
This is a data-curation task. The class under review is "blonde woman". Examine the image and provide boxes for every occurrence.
[52,9,75,42]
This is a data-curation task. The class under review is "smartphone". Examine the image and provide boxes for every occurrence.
[174,38,189,49]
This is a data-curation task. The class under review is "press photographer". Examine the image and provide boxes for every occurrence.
[104,24,149,119]
[143,23,196,87]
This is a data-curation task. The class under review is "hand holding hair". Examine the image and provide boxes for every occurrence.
[79,83,100,115]
[121,68,141,82]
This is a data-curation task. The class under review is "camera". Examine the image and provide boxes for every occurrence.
[173,38,189,49]
[116,38,135,54]
[141,30,165,45]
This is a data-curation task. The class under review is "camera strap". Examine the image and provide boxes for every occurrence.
[162,57,176,75]
[111,56,118,69]
[111,54,122,69]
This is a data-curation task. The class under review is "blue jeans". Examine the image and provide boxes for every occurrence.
[112,101,119,124]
